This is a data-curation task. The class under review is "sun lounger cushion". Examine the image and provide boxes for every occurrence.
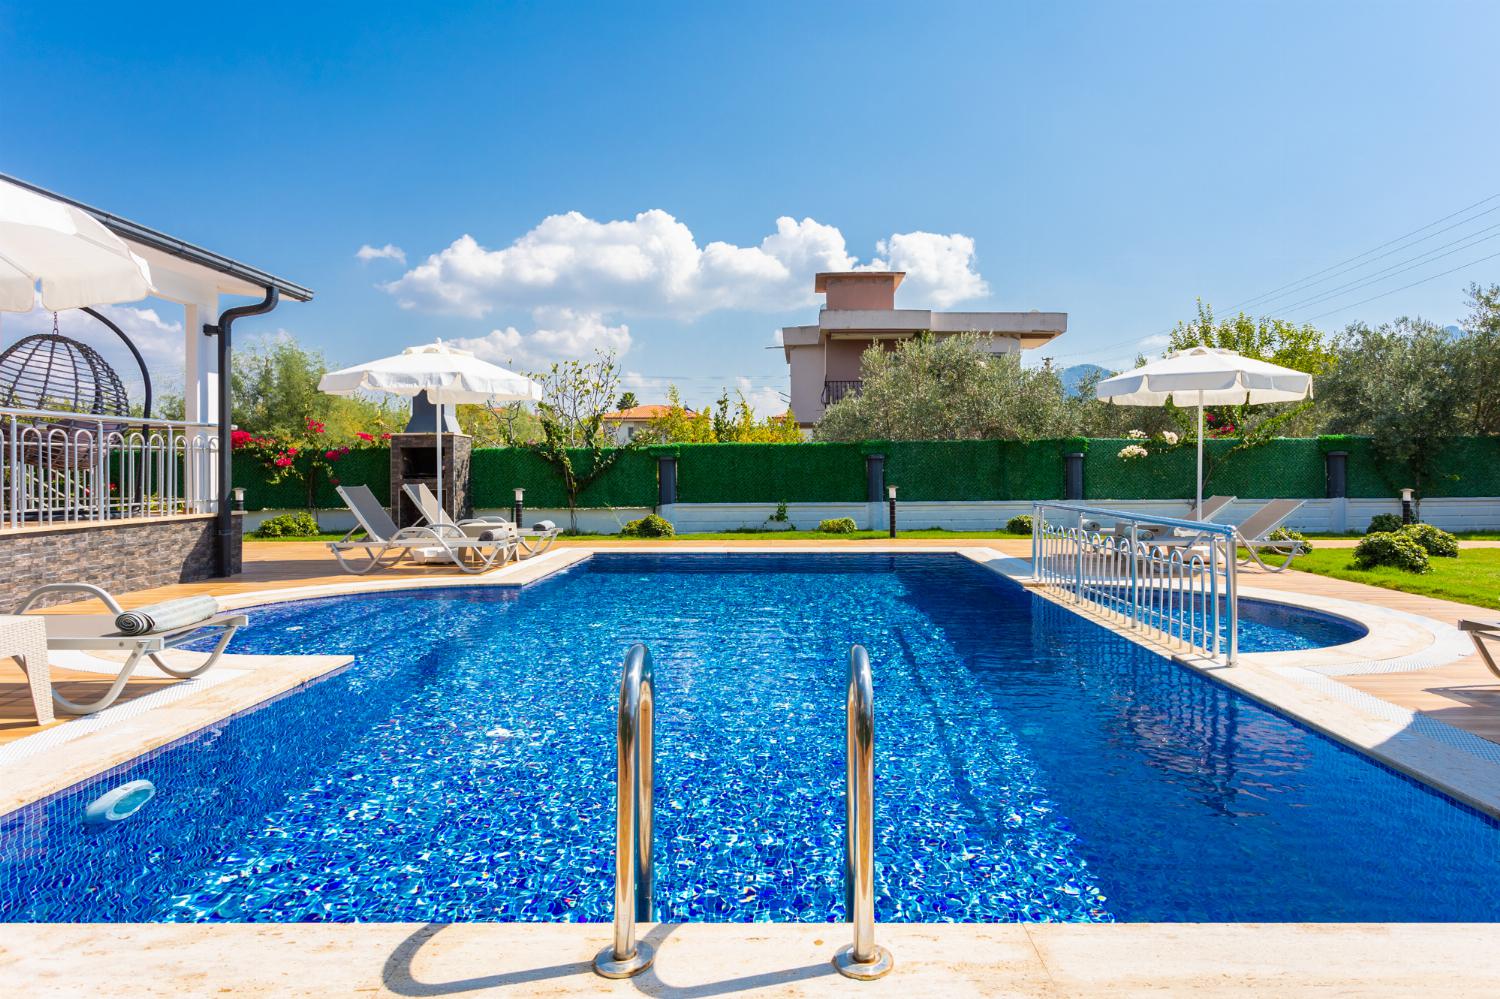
[115,596,220,636]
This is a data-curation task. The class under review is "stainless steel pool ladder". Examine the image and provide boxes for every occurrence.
[836,644,894,980]
[592,643,657,979]
[591,641,892,982]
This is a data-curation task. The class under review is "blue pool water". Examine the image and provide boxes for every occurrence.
[1,553,1495,923]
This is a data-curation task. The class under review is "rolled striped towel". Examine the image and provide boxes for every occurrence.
[115,596,220,636]
[477,526,515,543]
[531,520,557,533]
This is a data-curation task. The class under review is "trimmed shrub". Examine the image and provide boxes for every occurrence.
[1366,513,1404,535]
[1399,523,1459,558]
[620,514,675,538]
[253,511,320,538]
[1006,514,1034,535]
[1267,526,1311,552]
[1353,532,1430,573]
[818,517,858,534]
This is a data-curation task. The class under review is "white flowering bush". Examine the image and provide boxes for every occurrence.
[1117,444,1149,460]
[1127,429,1148,440]
[1160,430,1179,445]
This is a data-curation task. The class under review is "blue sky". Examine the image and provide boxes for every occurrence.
[4,1,1498,412]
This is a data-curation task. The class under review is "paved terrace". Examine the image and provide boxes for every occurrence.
[4,538,1498,747]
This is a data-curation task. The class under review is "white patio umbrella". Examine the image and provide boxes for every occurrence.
[318,342,542,517]
[1095,346,1312,518]
[0,176,154,312]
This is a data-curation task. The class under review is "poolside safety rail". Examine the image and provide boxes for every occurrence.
[1032,502,1239,664]
[2,406,219,529]
[593,643,657,979]
[835,645,893,980]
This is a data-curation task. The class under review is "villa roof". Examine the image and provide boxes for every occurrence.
[0,172,314,302]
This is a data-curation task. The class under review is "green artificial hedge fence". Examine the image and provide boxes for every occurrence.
[1423,437,1500,497]
[470,448,658,508]
[1084,438,1327,500]
[234,437,1500,511]
[233,447,390,510]
[881,439,1070,501]
[675,442,866,503]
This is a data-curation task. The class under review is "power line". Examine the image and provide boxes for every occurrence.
[1300,248,1500,322]
[1047,191,1500,364]
[1238,207,1500,313]
[1230,192,1500,311]
[1274,223,1500,313]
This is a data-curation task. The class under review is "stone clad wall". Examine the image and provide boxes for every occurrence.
[0,514,242,610]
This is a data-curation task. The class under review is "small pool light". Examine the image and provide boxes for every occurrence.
[83,779,155,828]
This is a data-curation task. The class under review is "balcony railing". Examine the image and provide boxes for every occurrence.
[822,380,863,406]
[1,406,220,530]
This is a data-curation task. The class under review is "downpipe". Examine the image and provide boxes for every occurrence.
[204,287,279,577]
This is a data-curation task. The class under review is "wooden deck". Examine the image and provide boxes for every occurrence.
[3,538,1497,747]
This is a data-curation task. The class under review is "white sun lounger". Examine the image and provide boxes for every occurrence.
[1188,494,1238,523]
[329,484,516,575]
[11,583,245,715]
[1149,498,1308,572]
[402,482,560,558]
[1460,621,1500,681]
[1100,495,1238,540]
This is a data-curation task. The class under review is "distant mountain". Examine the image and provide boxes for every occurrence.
[1444,325,1464,340]
[1059,363,1110,397]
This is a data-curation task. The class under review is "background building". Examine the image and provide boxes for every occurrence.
[780,272,1067,427]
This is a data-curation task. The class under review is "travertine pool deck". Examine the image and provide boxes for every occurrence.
[6,922,1500,997]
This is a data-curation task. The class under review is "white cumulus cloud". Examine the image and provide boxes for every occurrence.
[356,243,407,264]
[382,210,986,319]
[866,232,988,308]
[449,308,631,372]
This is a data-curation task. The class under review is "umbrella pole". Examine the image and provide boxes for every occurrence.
[1196,393,1204,520]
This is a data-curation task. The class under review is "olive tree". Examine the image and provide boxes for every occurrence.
[1317,317,1467,493]
[814,333,1077,441]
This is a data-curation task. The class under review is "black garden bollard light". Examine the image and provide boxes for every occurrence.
[887,484,898,538]
[1401,487,1415,525]
[513,487,525,528]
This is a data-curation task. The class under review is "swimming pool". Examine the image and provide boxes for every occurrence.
[1,553,1495,923]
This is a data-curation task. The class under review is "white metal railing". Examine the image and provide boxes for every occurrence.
[1032,501,1239,664]
[1,406,219,529]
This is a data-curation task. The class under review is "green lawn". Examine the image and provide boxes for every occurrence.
[1281,547,1500,610]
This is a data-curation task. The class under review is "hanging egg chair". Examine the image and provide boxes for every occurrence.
[0,332,130,417]
[0,317,132,468]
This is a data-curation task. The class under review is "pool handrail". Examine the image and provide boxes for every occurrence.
[1032,501,1239,664]
[834,644,894,980]
[592,643,657,979]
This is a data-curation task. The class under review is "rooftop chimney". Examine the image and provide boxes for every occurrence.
[815,271,904,311]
